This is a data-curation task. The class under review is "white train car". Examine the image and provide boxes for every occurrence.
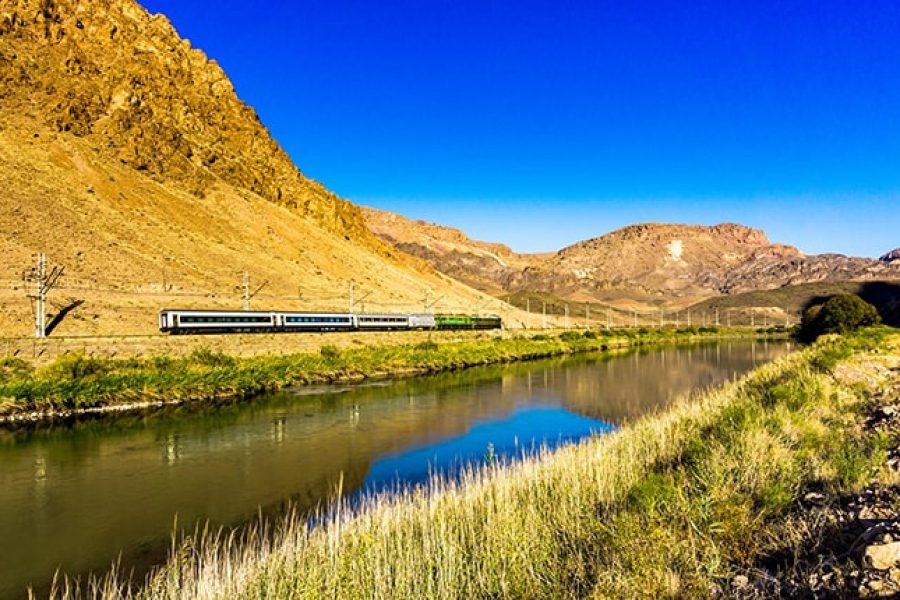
[408,314,436,329]
[356,313,410,330]
[159,310,276,334]
[278,312,356,331]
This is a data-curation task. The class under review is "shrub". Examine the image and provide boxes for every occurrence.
[319,345,341,360]
[559,331,582,342]
[41,353,111,381]
[0,356,32,384]
[188,348,236,368]
[798,294,881,341]
[415,340,439,352]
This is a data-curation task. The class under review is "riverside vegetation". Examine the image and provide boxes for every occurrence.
[0,327,765,421]
[42,327,899,599]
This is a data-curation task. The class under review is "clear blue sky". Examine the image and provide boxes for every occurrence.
[140,0,899,257]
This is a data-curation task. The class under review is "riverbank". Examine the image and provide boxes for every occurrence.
[50,328,898,599]
[0,327,766,423]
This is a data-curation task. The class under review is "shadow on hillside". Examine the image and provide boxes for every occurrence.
[801,281,900,327]
[45,299,85,337]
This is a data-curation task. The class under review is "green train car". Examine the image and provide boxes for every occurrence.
[434,314,502,330]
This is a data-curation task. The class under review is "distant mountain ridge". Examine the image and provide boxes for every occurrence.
[363,207,900,308]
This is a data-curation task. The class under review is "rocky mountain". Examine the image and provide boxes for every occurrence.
[362,207,549,294]
[366,211,900,308]
[881,249,900,263]
[0,0,518,335]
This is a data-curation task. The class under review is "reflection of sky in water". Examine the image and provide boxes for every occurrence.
[0,340,792,599]
[361,406,614,492]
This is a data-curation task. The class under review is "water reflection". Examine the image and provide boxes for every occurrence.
[0,340,790,599]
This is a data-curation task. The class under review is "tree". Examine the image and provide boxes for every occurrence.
[798,294,881,341]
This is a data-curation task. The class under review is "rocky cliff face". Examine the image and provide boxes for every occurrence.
[366,212,900,306]
[0,0,516,336]
[0,0,374,244]
[362,206,549,294]
[881,249,900,263]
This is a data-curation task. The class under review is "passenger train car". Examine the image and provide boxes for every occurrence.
[158,310,497,335]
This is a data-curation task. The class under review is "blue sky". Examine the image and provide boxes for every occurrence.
[140,0,899,257]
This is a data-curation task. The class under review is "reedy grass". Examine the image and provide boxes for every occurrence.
[40,331,893,600]
[0,328,754,418]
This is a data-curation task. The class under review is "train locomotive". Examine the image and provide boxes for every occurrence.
[158,310,502,335]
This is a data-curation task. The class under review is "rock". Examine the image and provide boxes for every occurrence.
[804,491,827,505]
[865,542,900,570]
[732,575,750,589]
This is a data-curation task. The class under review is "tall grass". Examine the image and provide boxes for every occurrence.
[0,328,756,417]
[42,330,895,599]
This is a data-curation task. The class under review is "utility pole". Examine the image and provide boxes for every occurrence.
[687,310,692,327]
[715,308,720,326]
[751,310,755,327]
[632,310,637,328]
[659,309,664,328]
[349,282,355,313]
[24,253,64,338]
[542,301,547,330]
[585,303,590,328]
[242,271,250,310]
[526,298,530,314]
[564,304,569,329]
[240,272,268,311]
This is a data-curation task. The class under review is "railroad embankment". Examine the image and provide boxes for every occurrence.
[47,328,900,599]
[0,327,765,423]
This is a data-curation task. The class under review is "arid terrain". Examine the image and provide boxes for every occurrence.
[0,0,534,337]
[364,206,900,312]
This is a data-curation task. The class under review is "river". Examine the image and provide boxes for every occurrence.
[0,339,792,598]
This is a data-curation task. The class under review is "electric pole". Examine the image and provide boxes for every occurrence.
[585,303,590,328]
[564,304,569,329]
[24,253,64,338]
[349,282,355,313]
[542,301,547,329]
[242,271,250,310]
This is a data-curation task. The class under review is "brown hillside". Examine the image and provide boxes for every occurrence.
[362,206,549,295]
[366,210,900,308]
[0,0,528,336]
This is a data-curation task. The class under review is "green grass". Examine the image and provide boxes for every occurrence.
[0,328,758,417]
[44,328,898,599]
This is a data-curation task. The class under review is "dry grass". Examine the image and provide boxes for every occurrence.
[39,330,897,599]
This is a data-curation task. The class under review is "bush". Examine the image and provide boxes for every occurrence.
[0,356,32,384]
[188,348,236,368]
[559,331,582,342]
[319,345,341,360]
[415,340,439,352]
[798,294,881,341]
[41,353,112,381]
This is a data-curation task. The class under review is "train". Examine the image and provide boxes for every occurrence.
[158,310,502,335]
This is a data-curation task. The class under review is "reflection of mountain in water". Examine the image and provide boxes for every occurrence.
[0,340,791,598]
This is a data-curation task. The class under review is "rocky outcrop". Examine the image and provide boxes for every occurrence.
[0,0,376,246]
[881,249,900,263]
[366,211,900,306]
[362,206,549,294]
